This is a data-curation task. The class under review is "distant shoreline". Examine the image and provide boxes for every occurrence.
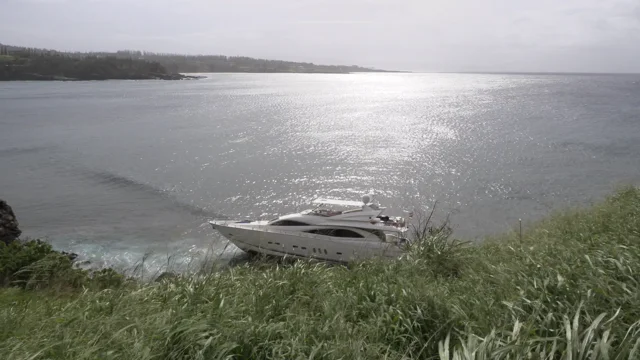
[0,73,206,81]
[0,71,413,82]
[0,70,414,82]
[1,43,404,79]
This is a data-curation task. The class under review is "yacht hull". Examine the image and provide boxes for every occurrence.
[211,223,404,263]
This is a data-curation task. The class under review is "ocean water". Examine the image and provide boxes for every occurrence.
[1,73,639,272]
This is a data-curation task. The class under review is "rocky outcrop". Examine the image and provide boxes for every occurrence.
[0,199,21,245]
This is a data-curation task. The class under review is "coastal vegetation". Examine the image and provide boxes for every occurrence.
[0,45,198,81]
[0,44,392,81]
[0,187,639,359]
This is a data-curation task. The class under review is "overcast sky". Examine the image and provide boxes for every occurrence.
[1,0,639,73]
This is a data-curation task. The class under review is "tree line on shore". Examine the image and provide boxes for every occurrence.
[0,43,390,80]
[0,45,194,80]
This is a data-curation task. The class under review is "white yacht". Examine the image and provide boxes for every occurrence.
[209,195,410,262]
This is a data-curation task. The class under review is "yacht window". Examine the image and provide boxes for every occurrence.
[323,249,328,255]
[336,252,342,255]
[306,229,333,236]
[293,245,298,248]
[269,220,310,226]
[362,229,386,240]
[313,248,316,253]
[305,229,364,238]
[301,247,307,250]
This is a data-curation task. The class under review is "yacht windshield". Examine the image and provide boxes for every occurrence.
[309,208,343,217]
[307,205,365,216]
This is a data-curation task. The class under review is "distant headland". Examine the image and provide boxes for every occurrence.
[0,43,404,81]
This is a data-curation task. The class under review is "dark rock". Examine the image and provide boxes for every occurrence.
[0,199,21,245]
[61,251,78,261]
[75,260,91,268]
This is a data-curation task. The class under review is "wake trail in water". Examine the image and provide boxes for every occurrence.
[0,145,57,158]
[81,169,230,219]
[33,147,229,220]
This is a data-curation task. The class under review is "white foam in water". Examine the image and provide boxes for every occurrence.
[37,226,244,280]
[66,239,244,280]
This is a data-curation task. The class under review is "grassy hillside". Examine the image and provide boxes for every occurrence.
[1,188,639,359]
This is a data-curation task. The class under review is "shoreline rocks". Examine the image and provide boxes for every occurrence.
[0,199,21,245]
[0,200,79,261]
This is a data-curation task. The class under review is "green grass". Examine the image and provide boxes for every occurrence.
[0,55,16,62]
[1,187,639,359]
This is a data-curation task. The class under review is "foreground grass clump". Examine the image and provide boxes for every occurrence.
[1,239,127,290]
[1,188,640,359]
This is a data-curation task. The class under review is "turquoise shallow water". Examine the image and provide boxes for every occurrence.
[1,73,639,272]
